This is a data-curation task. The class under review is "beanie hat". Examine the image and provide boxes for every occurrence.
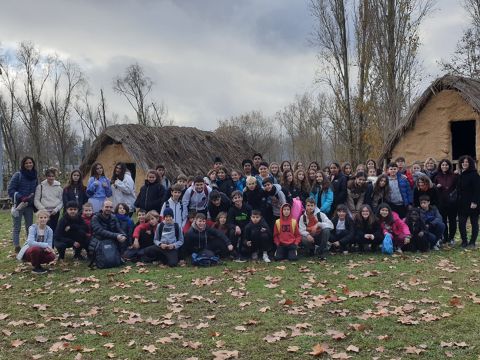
[163,208,174,218]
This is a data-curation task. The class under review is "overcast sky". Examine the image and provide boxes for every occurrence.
[0,0,469,130]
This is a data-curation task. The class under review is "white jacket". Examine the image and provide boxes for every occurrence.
[298,207,333,237]
[111,172,136,211]
[160,198,187,228]
[34,180,63,213]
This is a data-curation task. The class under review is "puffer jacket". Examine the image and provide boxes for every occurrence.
[91,211,125,240]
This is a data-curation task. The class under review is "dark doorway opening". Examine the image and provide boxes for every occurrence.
[125,163,137,182]
[451,120,476,160]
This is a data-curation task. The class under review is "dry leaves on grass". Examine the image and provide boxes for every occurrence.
[211,350,239,359]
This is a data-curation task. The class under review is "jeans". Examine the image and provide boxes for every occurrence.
[12,206,34,247]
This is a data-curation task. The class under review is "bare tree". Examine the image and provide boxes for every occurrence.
[74,88,110,141]
[149,101,173,127]
[43,57,84,171]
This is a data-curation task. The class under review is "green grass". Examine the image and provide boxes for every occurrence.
[1,210,480,359]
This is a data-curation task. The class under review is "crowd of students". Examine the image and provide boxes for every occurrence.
[7,152,480,274]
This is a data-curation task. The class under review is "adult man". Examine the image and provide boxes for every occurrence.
[91,200,127,251]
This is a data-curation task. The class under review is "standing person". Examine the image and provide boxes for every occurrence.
[280,160,292,174]
[366,159,381,176]
[433,159,458,245]
[242,159,254,178]
[55,201,89,261]
[299,197,333,259]
[280,169,300,203]
[294,169,310,203]
[160,183,187,229]
[269,162,282,184]
[424,157,438,180]
[252,153,263,176]
[8,156,38,253]
[182,176,212,215]
[457,155,480,248]
[395,156,414,188]
[34,168,63,232]
[377,203,411,253]
[346,172,373,218]
[329,162,348,213]
[354,205,383,252]
[111,163,136,214]
[309,171,333,215]
[207,190,231,222]
[308,161,320,173]
[216,166,235,198]
[156,164,171,190]
[371,175,391,212]
[342,162,353,181]
[17,210,55,274]
[386,162,412,218]
[307,168,317,189]
[62,169,88,211]
[255,162,275,185]
[134,169,166,213]
[413,175,439,208]
[293,161,305,172]
[86,162,112,213]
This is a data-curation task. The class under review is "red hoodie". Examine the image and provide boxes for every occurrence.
[81,214,93,240]
[273,204,301,246]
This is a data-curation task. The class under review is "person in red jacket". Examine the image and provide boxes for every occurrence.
[273,203,301,261]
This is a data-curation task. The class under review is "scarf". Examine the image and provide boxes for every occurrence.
[20,168,37,181]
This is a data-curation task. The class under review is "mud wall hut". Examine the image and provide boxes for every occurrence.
[379,75,480,167]
[80,124,255,193]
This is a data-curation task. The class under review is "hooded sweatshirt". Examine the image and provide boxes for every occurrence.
[154,221,184,249]
[34,179,63,213]
[265,184,287,217]
[273,204,301,246]
[111,171,136,210]
[298,207,333,237]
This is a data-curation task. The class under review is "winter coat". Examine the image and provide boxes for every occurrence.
[86,176,112,200]
[244,218,272,244]
[457,168,480,215]
[216,178,236,199]
[54,214,88,248]
[34,180,63,213]
[17,224,53,261]
[354,218,383,243]
[154,222,184,249]
[8,170,38,206]
[184,225,232,250]
[330,216,355,245]
[208,193,231,220]
[134,179,166,212]
[298,208,333,237]
[309,185,334,214]
[433,172,458,209]
[419,206,443,227]
[346,181,373,216]
[227,203,252,231]
[243,187,267,212]
[91,212,125,241]
[379,211,410,238]
[390,173,413,206]
[62,185,88,210]
[265,184,287,217]
[273,204,301,246]
[413,186,439,208]
[331,173,348,209]
[115,214,134,242]
[111,172,136,211]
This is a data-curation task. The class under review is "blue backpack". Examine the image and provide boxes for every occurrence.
[192,249,219,266]
[382,233,394,255]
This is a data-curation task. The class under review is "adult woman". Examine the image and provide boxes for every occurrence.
[433,159,458,245]
[413,175,439,208]
[86,162,112,213]
[329,162,348,212]
[34,168,63,232]
[424,157,438,180]
[309,171,333,215]
[456,155,480,248]
[111,163,136,213]
[134,169,167,212]
[7,156,38,253]
[371,175,391,212]
[63,169,88,210]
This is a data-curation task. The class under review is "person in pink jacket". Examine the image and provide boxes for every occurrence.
[377,203,411,253]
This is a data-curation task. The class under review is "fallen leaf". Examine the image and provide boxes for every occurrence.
[326,329,347,340]
[183,341,202,349]
[11,339,25,347]
[234,326,247,332]
[35,335,49,343]
[287,346,299,352]
[211,350,239,359]
[309,343,328,356]
[142,345,157,354]
[103,343,115,349]
[405,346,426,354]
[332,352,351,359]
[346,345,359,353]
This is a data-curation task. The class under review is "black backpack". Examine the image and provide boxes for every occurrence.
[88,238,123,269]
[156,222,180,240]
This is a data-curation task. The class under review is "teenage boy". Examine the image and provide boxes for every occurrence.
[135,209,146,227]
[55,201,89,261]
[418,195,445,249]
[273,203,301,261]
[175,174,188,200]
[262,178,286,229]
[208,190,231,222]
[227,190,252,255]
[244,210,272,262]
[183,213,234,258]
[156,164,171,190]
[395,156,414,188]
[213,156,223,172]
[182,176,212,215]
[242,159,254,178]
[299,197,333,260]
[387,162,412,218]
[161,183,187,228]
[255,161,275,185]
[142,208,183,266]
[252,153,263,175]
[124,210,160,262]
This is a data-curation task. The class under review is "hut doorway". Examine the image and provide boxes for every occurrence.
[451,120,476,160]
[125,163,136,181]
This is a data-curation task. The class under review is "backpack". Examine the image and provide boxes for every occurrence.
[156,222,180,241]
[191,249,220,266]
[187,185,209,210]
[382,233,393,255]
[302,212,322,226]
[88,238,123,269]
[275,218,297,233]
[291,197,304,220]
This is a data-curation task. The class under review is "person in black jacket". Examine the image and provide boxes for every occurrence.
[243,210,272,262]
[208,190,231,221]
[62,170,88,211]
[134,170,166,213]
[413,175,439,208]
[227,190,252,255]
[404,208,434,252]
[243,176,267,212]
[329,162,348,214]
[91,200,127,252]
[216,167,235,199]
[330,204,355,253]
[354,205,383,252]
[55,201,89,261]
[457,155,480,248]
[183,213,234,258]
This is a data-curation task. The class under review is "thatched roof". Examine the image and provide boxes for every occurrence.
[80,124,255,177]
[379,75,480,164]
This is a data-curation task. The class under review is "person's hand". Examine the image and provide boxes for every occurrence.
[160,243,167,249]
[168,244,175,250]
[117,234,127,242]
[146,230,151,235]
[333,241,340,247]
[471,202,478,209]
[94,180,100,186]
[65,226,71,232]
[235,226,241,235]
[102,182,108,188]
[436,183,442,188]
[132,240,139,249]
[404,237,411,244]
[73,241,80,248]
[306,234,314,243]
[246,241,252,247]
[418,231,424,237]
[227,244,234,252]
[44,247,53,253]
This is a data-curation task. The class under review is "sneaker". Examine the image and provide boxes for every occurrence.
[233,257,247,263]
[461,242,468,249]
[251,252,258,261]
[395,248,403,254]
[319,256,327,261]
[433,245,440,251]
[262,252,271,263]
[32,266,48,274]
[449,239,455,246]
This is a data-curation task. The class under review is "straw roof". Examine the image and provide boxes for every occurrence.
[80,124,255,177]
[378,75,480,164]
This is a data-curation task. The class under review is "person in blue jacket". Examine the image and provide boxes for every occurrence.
[86,162,112,214]
[8,156,38,253]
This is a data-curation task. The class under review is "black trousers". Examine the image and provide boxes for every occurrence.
[439,204,457,241]
[56,237,89,259]
[242,232,271,255]
[142,245,179,266]
[302,230,330,257]
[274,244,298,261]
[458,212,479,245]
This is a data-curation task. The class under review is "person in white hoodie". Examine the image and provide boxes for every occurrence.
[299,197,333,260]
[34,168,63,232]
[111,163,136,214]
[160,183,187,228]
[182,175,212,215]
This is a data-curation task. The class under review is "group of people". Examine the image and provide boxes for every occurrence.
[7,152,479,274]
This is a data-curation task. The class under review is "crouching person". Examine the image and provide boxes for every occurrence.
[183,213,234,260]
[17,210,56,274]
[273,203,301,261]
[244,210,272,262]
[330,204,355,254]
[142,208,183,266]
[123,210,160,262]
[55,201,89,261]
[299,197,333,260]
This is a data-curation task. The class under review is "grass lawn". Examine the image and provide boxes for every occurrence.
[1,210,480,359]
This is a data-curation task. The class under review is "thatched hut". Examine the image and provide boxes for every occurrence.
[379,75,480,167]
[80,124,255,193]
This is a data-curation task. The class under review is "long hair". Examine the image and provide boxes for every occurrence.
[294,169,310,193]
[376,203,393,224]
[436,158,453,174]
[281,169,295,188]
[459,155,476,171]
[315,170,330,191]
[355,204,376,226]
[66,169,86,191]
[112,162,127,182]
[90,162,104,178]
[373,174,390,195]
[20,156,36,171]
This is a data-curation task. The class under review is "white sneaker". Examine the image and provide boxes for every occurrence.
[395,248,403,254]
[262,252,271,263]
